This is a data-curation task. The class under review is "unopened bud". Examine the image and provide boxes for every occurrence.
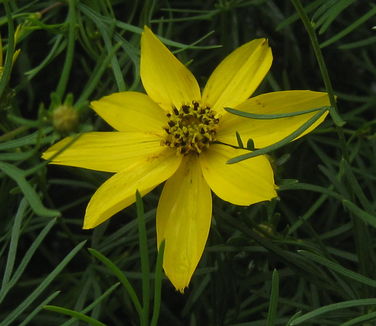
[52,105,79,133]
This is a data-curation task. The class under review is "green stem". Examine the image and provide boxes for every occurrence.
[150,241,165,326]
[136,191,150,326]
[291,0,370,295]
[290,0,348,158]
[0,0,15,100]
[290,1,336,115]
[0,125,29,142]
[55,0,76,99]
[75,42,122,107]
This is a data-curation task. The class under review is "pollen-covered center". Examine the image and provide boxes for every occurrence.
[161,101,220,155]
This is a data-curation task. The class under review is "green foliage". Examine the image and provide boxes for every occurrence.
[1,0,376,325]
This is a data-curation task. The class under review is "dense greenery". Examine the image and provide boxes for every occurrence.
[1,0,376,325]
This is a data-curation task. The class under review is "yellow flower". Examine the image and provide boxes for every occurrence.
[42,27,329,292]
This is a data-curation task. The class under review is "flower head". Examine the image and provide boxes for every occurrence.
[43,27,329,292]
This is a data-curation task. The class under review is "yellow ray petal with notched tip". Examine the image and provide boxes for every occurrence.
[156,155,212,292]
[217,90,330,149]
[91,91,167,132]
[140,26,201,111]
[42,131,164,173]
[200,144,277,205]
[202,38,272,114]
[84,148,182,229]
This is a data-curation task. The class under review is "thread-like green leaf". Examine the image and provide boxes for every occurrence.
[299,250,376,287]
[341,310,376,326]
[227,109,327,164]
[44,305,107,326]
[0,162,60,217]
[0,198,27,299]
[19,291,60,326]
[0,241,86,326]
[151,240,165,326]
[59,283,120,326]
[87,248,143,318]
[289,298,376,325]
[225,106,329,119]
[266,269,280,326]
[136,191,150,326]
[342,199,376,228]
[320,5,376,48]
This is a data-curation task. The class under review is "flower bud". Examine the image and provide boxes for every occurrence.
[52,104,79,133]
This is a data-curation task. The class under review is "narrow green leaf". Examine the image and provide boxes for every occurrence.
[225,105,329,119]
[235,131,244,148]
[278,182,343,201]
[338,36,376,50]
[0,198,27,297]
[286,312,302,326]
[6,114,42,127]
[0,241,86,326]
[55,0,77,98]
[317,0,355,34]
[227,109,327,164]
[0,128,54,150]
[342,158,374,213]
[44,305,107,326]
[60,283,120,326]
[136,191,150,326]
[25,34,64,79]
[75,42,122,106]
[3,218,57,301]
[220,214,327,283]
[275,0,322,31]
[299,250,376,288]
[87,248,143,318]
[318,165,350,198]
[328,106,346,127]
[287,193,328,235]
[0,162,60,217]
[0,151,36,161]
[341,310,376,326]
[150,240,165,326]
[266,269,280,326]
[342,199,376,228]
[0,0,15,99]
[312,0,337,23]
[291,0,345,131]
[246,138,255,151]
[19,291,61,326]
[320,5,376,48]
[289,298,376,325]
[81,5,125,92]
[182,274,211,316]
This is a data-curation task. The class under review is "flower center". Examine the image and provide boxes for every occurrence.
[161,101,220,155]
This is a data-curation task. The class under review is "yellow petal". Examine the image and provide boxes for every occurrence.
[202,38,272,114]
[217,90,330,148]
[156,155,212,292]
[90,91,166,132]
[84,148,182,229]
[200,144,277,205]
[42,131,164,173]
[140,26,201,110]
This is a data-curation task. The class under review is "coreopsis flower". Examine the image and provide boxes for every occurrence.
[43,27,329,292]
